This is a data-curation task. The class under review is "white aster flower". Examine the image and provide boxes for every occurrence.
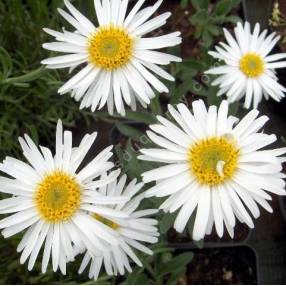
[41,0,182,115]
[0,120,128,274]
[139,99,286,241]
[77,174,159,280]
[206,21,286,109]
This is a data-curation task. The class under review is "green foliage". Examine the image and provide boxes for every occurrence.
[122,244,194,285]
[0,0,245,284]
[189,0,242,48]
[0,0,96,159]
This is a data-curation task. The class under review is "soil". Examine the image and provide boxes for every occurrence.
[143,0,199,58]
[178,246,257,285]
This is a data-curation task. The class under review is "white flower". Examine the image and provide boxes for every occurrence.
[0,120,128,274]
[206,22,286,109]
[76,174,159,280]
[139,100,286,241]
[41,0,182,116]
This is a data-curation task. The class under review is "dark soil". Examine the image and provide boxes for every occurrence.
[178,247,257,285]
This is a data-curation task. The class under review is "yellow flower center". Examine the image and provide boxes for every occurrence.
[93,213,119,229]
[35,171,81,223]
[239,53,265,78]
[87,25,134,71]
[188,136,239,186]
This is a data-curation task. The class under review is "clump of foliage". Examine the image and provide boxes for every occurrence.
[0,0,242,284]
[0,0,95,159]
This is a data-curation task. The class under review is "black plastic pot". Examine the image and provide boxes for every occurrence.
[279,197,286,222]
[167,226,252,250]
[242,0,273,28]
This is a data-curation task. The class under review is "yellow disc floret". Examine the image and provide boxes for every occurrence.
[88,25,134,71]
[188,136,239,186]
[35,171,81,223]
[239,53,265,78]
[93,213,119,230]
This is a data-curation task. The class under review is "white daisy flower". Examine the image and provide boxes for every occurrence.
[41,0,182,116]
[139,99,286,241]
[206,21,286,109]
[76,174,159,280]
[0,120,129,274]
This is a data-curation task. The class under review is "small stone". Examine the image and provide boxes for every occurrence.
[223,269,233,281]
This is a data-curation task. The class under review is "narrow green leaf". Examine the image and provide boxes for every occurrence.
[214,0,233,16]
[158,252,194,276]
[190,10,208,25]
[123,111,157,125]
[3,66,47,84]
[225,15,242,24]
[116,123,144,142]
[191,0,210,10]
[150,94,162,115]
[159,212,177,234]
[0,47,13,78]
[167,267,188,285]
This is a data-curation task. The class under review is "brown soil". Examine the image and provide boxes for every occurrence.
[178,247,257,284]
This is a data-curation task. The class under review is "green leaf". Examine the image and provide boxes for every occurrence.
[191,0,209,10]
[0,47,13,78]
[121,268,149,285]
[225,15,242,24]
[159,212,177,234]
[116,123,144,142]
[214,0,234,16]
[123,111,157,125]
[182,59,206,71]
[229,101,239,116]
[207,85,222,106]
[24,124,39,144]
[158,252,194,276]
[167,267,188,285]
[187,79,209,97]
[150,94,162,115]
[180,0,190,8]
[202,30,214,48]
[121,139,144,180]
[190,10,208,25]
[3,66,47,84]
[207,24,221,36]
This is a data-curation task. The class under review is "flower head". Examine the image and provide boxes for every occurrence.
[42,0,182,115]
[76,175,159,280]
[206,22,286,109]
[139,100,286,240]
[0,120,128,274]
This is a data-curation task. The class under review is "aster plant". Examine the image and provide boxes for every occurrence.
[207,22,286,108]
[1,0,286,284]
[139,100,286,240]
[42,0,181,115]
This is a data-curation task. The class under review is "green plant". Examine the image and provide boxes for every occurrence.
[0,0,248,284]
[0,0,96,159]
[122,244,194,285]
[189,0,241,48]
